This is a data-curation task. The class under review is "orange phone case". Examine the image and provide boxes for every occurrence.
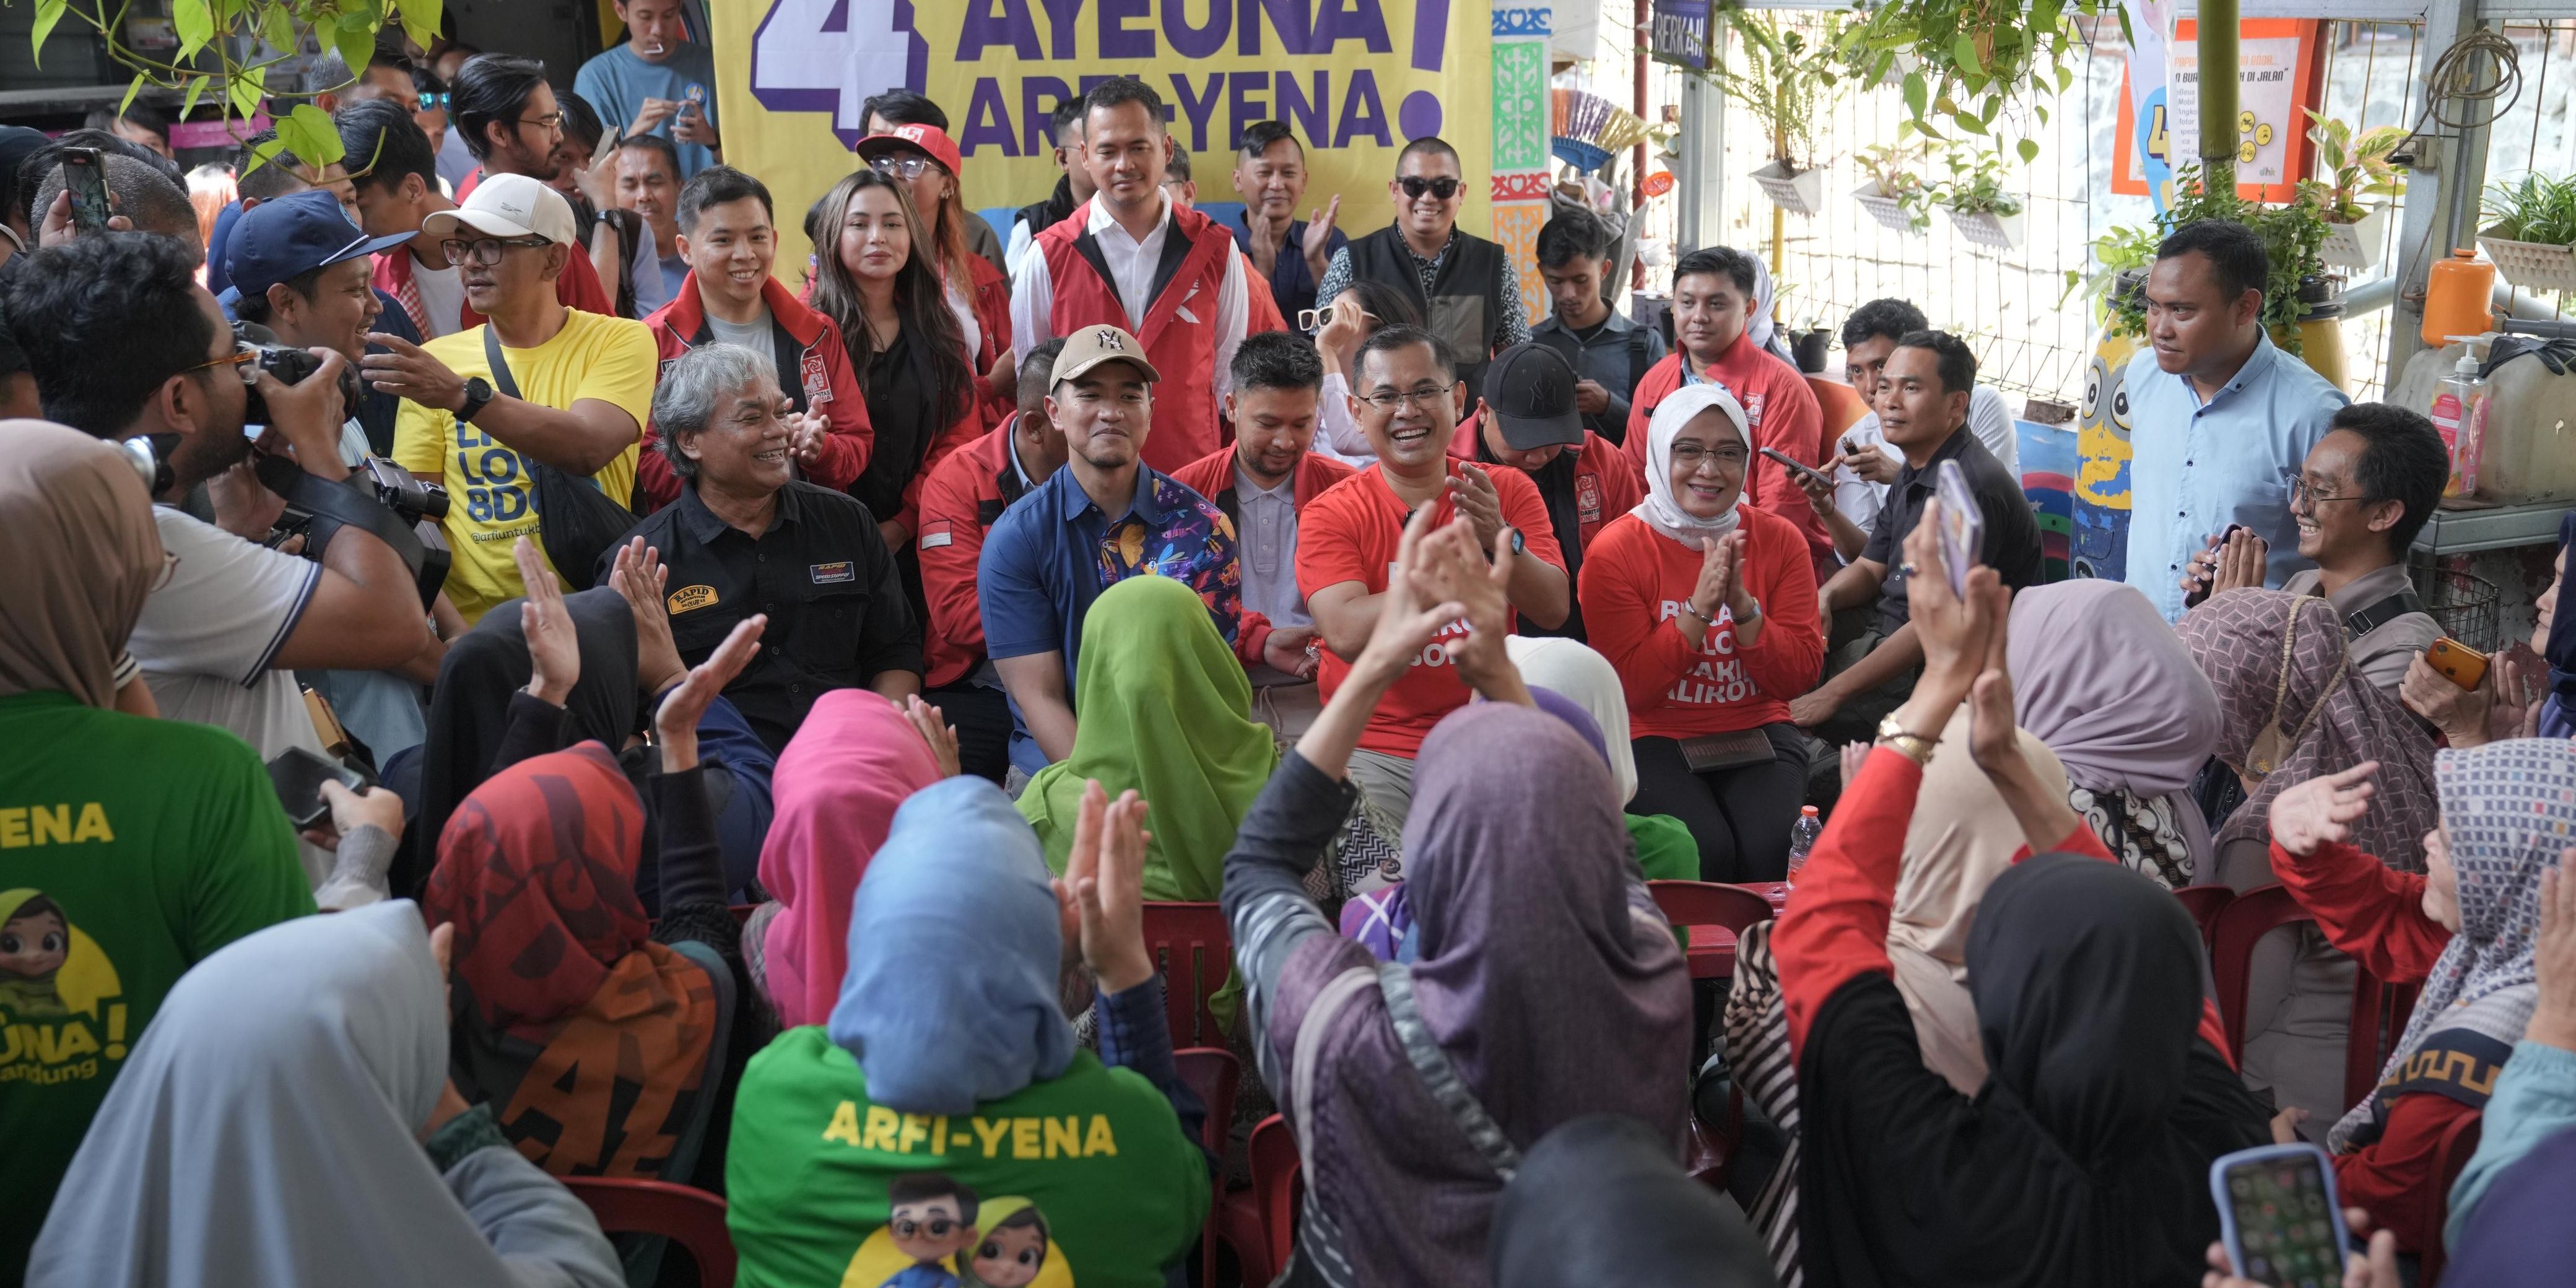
[2426,638,2489,691]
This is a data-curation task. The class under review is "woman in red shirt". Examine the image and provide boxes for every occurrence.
[1580,383,1822,881]
[2263,742,2575,1253]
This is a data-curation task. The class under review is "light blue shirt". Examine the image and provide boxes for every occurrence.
[572,41,721,178]
[2447,1040,2576,1249]
[2120,332,2349,621]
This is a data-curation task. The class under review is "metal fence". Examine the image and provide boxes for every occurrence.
[1648,14,2576,405]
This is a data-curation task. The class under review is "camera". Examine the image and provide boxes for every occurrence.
[232,320,365,430]
[253,452,453,610]
[352,457,450,524]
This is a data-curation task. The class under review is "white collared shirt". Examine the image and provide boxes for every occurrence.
[1235,461,1306,629]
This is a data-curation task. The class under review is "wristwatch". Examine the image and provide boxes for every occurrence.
[455,376,496,425]
[1482,528,1527,562]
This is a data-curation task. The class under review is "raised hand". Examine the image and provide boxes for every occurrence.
[1301,195,1342,272]
[1900,499,1999,692]
[2528,853,2576,1053]
[360,329,469,411]
[1445,463,1507,548]
[609,537,687,696]
[2268,762,2381,858]
[1351,503,1467,689]
[1061,781,1155,993]
[514,537,580,706]
[904,694,963,778]
[1964,580,2024,774]
[653,614,766,773]
[785,409,830,468]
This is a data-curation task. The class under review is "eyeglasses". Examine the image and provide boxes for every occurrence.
[2286,472,2370,508]
[1669,443,1749,471]
[890,1216,959,1241]
[1397,176,1461,201]
[516,112,564,133]
[1359,382,1456,411]
[868,154,938,181]
[185,342,259,385]
[441,235,553,266]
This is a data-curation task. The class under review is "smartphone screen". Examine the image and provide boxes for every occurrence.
[1932,459,1983,595]
[266,747,358,830]
[2216,1148,2347,1287]
[63,148,111,233]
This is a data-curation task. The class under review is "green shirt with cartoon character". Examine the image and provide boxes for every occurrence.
[0,692,313,1282]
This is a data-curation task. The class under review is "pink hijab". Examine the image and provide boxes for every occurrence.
[757,691,945,1027]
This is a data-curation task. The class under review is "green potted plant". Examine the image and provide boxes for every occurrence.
[1839,0,2091,165]
[2060,222,2160,335]
[1718,9,1852,215]
[2478,172,2576,292]
[2304,111,2407,271]
[1931,146,2026,250]
[1853,142,1933,233]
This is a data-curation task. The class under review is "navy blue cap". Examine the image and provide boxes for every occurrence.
[217,189,414,307]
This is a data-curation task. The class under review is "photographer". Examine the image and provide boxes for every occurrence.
[3,233,437,887]
[224,189,455,760]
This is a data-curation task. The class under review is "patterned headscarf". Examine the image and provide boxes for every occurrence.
[2178,589,2439,872]
[2330,739,2576,1150]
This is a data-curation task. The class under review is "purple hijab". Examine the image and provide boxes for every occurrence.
[1271,702,1691,1286]
[2541,513,2574,739]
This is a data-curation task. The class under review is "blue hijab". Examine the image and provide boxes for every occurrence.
[2541,513,2575,739]
[827,777,1077,1115]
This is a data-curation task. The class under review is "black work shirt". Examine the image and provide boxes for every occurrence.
[607,481,923,753]
[1859,426,2043,637]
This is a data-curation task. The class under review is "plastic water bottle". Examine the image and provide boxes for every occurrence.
[1785,806,1824,886]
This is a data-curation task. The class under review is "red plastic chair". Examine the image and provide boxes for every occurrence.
[2172,884,2234,952]
[1173,1047,1238,1287]
[1251,1114,1303,1276]
[2419,1112,2482,1287]
[1647,881,1776,980]
[2212,885,2312,1058]
[564,1177,735,1288]
[1141,902,1232,1049]
[2342,973,2421,1112]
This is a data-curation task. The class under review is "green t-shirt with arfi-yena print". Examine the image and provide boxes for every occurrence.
[726,1027,1209,1288]
[0,691,315,1281]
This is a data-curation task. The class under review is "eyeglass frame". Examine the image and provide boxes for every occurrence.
[2282,468,2372,510]
[185,342,260,385]
[1668,441,1751,472]
[868,154,939,181]
[515,111,564,133]
[440,235,555,268]
[1357,381,1458,412]
[1396,175,1461,201]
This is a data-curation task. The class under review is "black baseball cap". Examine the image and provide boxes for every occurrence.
[1481,342,1584,451]
[217,189,414,307]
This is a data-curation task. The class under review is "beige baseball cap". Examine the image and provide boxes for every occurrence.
[420,172,580,246]
[1049,324,1162,385]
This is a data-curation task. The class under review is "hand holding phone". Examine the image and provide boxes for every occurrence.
[266,746,370,830]
[2424,637,2490,692]
[62,147,111,235]
[1931,459,1983,596]
[2209,1142,2356,1287]
[1757,445,1832,489]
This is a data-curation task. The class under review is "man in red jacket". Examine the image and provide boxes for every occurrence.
[637,164,870,511]
[1172,331,1349,739]
[1009,76,1248,475]
[1623,245,1832,575]
[913,340,1070,782]
[1447,342,1641,642]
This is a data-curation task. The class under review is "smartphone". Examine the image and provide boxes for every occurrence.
[266,746,367,830]
[2183,524,2252,610]
[1758,445,1832,489]
[61,147,111,233]
[1931,459,1983,596]
[2210,1143,2352,1287]
[2426,637,2490,692]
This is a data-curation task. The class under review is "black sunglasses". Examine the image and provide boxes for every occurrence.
[1398,176,1460,201]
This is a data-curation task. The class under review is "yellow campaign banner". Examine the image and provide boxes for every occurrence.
[712,0,1494,276]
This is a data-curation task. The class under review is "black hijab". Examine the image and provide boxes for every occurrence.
[1493,1115,1777,1287]
[401,588,640,895]
[1796,855,2269,1288]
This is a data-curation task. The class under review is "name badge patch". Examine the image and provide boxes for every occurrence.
[811,560,856,584]
[800,349,832,403]
[668,584,718,613]
[1575,473,1603,524]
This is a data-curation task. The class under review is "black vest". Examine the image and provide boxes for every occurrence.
[1346,226,1510,395]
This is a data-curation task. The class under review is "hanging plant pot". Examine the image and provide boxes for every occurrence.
[2476,228,2576,293]
[1853,181,1921,234]
[1752,161,1826,215]
[1943,206,2026,251]
[2318,208,2389,272]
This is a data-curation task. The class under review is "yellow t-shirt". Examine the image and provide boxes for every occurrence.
[394,310,656,624]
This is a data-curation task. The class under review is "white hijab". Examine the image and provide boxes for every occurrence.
[1747,256,1799,369]
[1505,636,1639,804]
[27,902,604,1287]
[1632,382,1752,548]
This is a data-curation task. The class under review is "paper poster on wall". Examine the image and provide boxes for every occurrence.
[2112,18,2320,206]
[714,0,1497,277]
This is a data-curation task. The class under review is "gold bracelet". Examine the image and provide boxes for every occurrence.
[1874,732,1938,765]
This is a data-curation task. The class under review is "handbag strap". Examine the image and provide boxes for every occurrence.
[1375,960,1521,1181]
[481,324,521,399]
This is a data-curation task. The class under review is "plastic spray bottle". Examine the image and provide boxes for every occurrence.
[2430,336,2494,500]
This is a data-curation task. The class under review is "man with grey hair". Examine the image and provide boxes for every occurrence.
[603,342,921,752]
